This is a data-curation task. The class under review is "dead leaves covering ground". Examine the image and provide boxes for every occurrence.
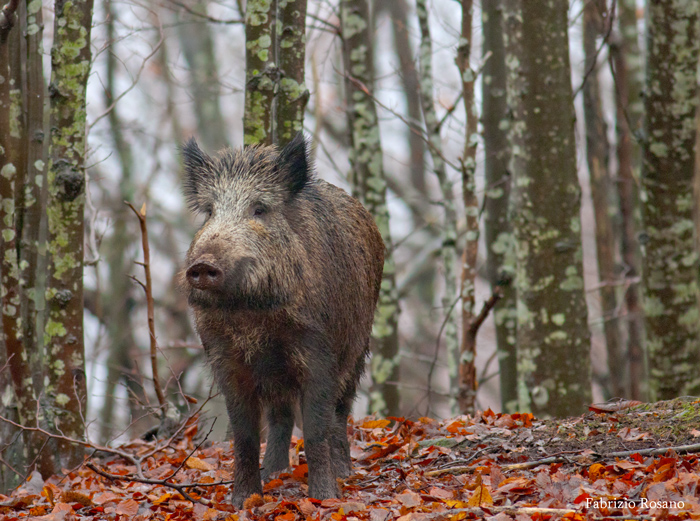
[3,398,700,520]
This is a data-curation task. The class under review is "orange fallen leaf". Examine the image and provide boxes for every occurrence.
[186,456,215,471]
[361,419,391,429]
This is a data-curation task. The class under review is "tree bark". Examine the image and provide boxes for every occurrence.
[481,0,517,412]
[641,1,700,400]
[505,0,592,416]
[44,0,94,470]
[341,0,400,416]
[583,1,624,399]
[415,0,459,411]
[609,0,645,401]
[177,0,229,151]
[275,0,308,147]
[244,0,277,146]
[455,0,479,415]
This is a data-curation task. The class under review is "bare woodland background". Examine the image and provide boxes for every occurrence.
[1,0,700,494]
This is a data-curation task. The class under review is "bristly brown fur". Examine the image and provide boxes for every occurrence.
[181,134,384,507]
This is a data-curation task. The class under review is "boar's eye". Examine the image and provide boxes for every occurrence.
[252,205,266,217]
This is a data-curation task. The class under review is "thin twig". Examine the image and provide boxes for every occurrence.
[85,462,209,506]
[126,201,167,411]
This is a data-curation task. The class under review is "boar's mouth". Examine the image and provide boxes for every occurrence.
[185,257,289,311]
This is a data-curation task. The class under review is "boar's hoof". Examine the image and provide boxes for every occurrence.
[186,261,223,290]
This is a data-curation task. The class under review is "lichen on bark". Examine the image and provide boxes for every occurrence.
[44,0,93,470]
[341,0,400,416]
[504,0,592,417]
[641,0,700,400]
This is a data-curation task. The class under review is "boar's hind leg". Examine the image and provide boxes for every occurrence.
[226,393,263,508]
[330,386,354,479]
[261,400,294,481]
[301,362,340,500]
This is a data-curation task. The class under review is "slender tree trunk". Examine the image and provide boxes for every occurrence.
[341,0,400,416]
[481,0,517,413]
[583,1,624,399]
[455,0,480,415]
[610,0,645,401]
[415,0,459,410]
[641,1,700,400]
[244,0,277,146]
[99,0,146,443]
[505,0,592,416]
[275,0,308,147]
[44,0,94,470]
[385,0,425,194]
[177,0,229,151]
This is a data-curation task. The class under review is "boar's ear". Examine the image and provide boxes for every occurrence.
[278,133,311,195]
[181,138,214,212]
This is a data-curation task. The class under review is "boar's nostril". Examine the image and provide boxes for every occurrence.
[186,261,223,290]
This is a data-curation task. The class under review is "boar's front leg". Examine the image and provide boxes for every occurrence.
[261,400,294,481]
[301,354,340,500]
[225,390,263,508]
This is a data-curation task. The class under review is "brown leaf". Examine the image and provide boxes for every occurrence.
[92,491,120,505]
[116,498,140,516]
[396,489,422,508]
[588,400,642,413]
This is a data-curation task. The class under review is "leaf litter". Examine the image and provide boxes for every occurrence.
[2,398,700,520]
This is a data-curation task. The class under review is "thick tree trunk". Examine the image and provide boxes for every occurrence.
[505,0,592,416]
[641,1,700,400]
[341,0,400,416]
[44,0,94,470]
[481,0,517,412]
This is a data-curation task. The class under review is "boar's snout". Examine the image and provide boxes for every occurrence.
[186,260,224,291]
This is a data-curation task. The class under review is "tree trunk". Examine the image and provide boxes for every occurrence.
[341,0,400,416]
[99,0,147,443]
[609,0,645,401]
[275,0,308,147]
[44,0,94,470]
[641,1,700,400]
[415,0,459,411]
[244,0,277,146]
[583,1,624,399]
[455,0,479,415]
[177,0,229,151]
[505,0,592,416]
[481,0,517,413]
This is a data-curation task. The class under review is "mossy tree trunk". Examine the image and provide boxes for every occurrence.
[244,0,277,146]
[481,0,517,413]
[341,0,400,416]
[583,0,624,399]
[641,1,700,400]
[44,0,94,470]
[275,0,308,148]
[505,0,592,416]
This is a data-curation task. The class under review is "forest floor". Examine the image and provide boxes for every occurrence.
[2,398,700,520]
